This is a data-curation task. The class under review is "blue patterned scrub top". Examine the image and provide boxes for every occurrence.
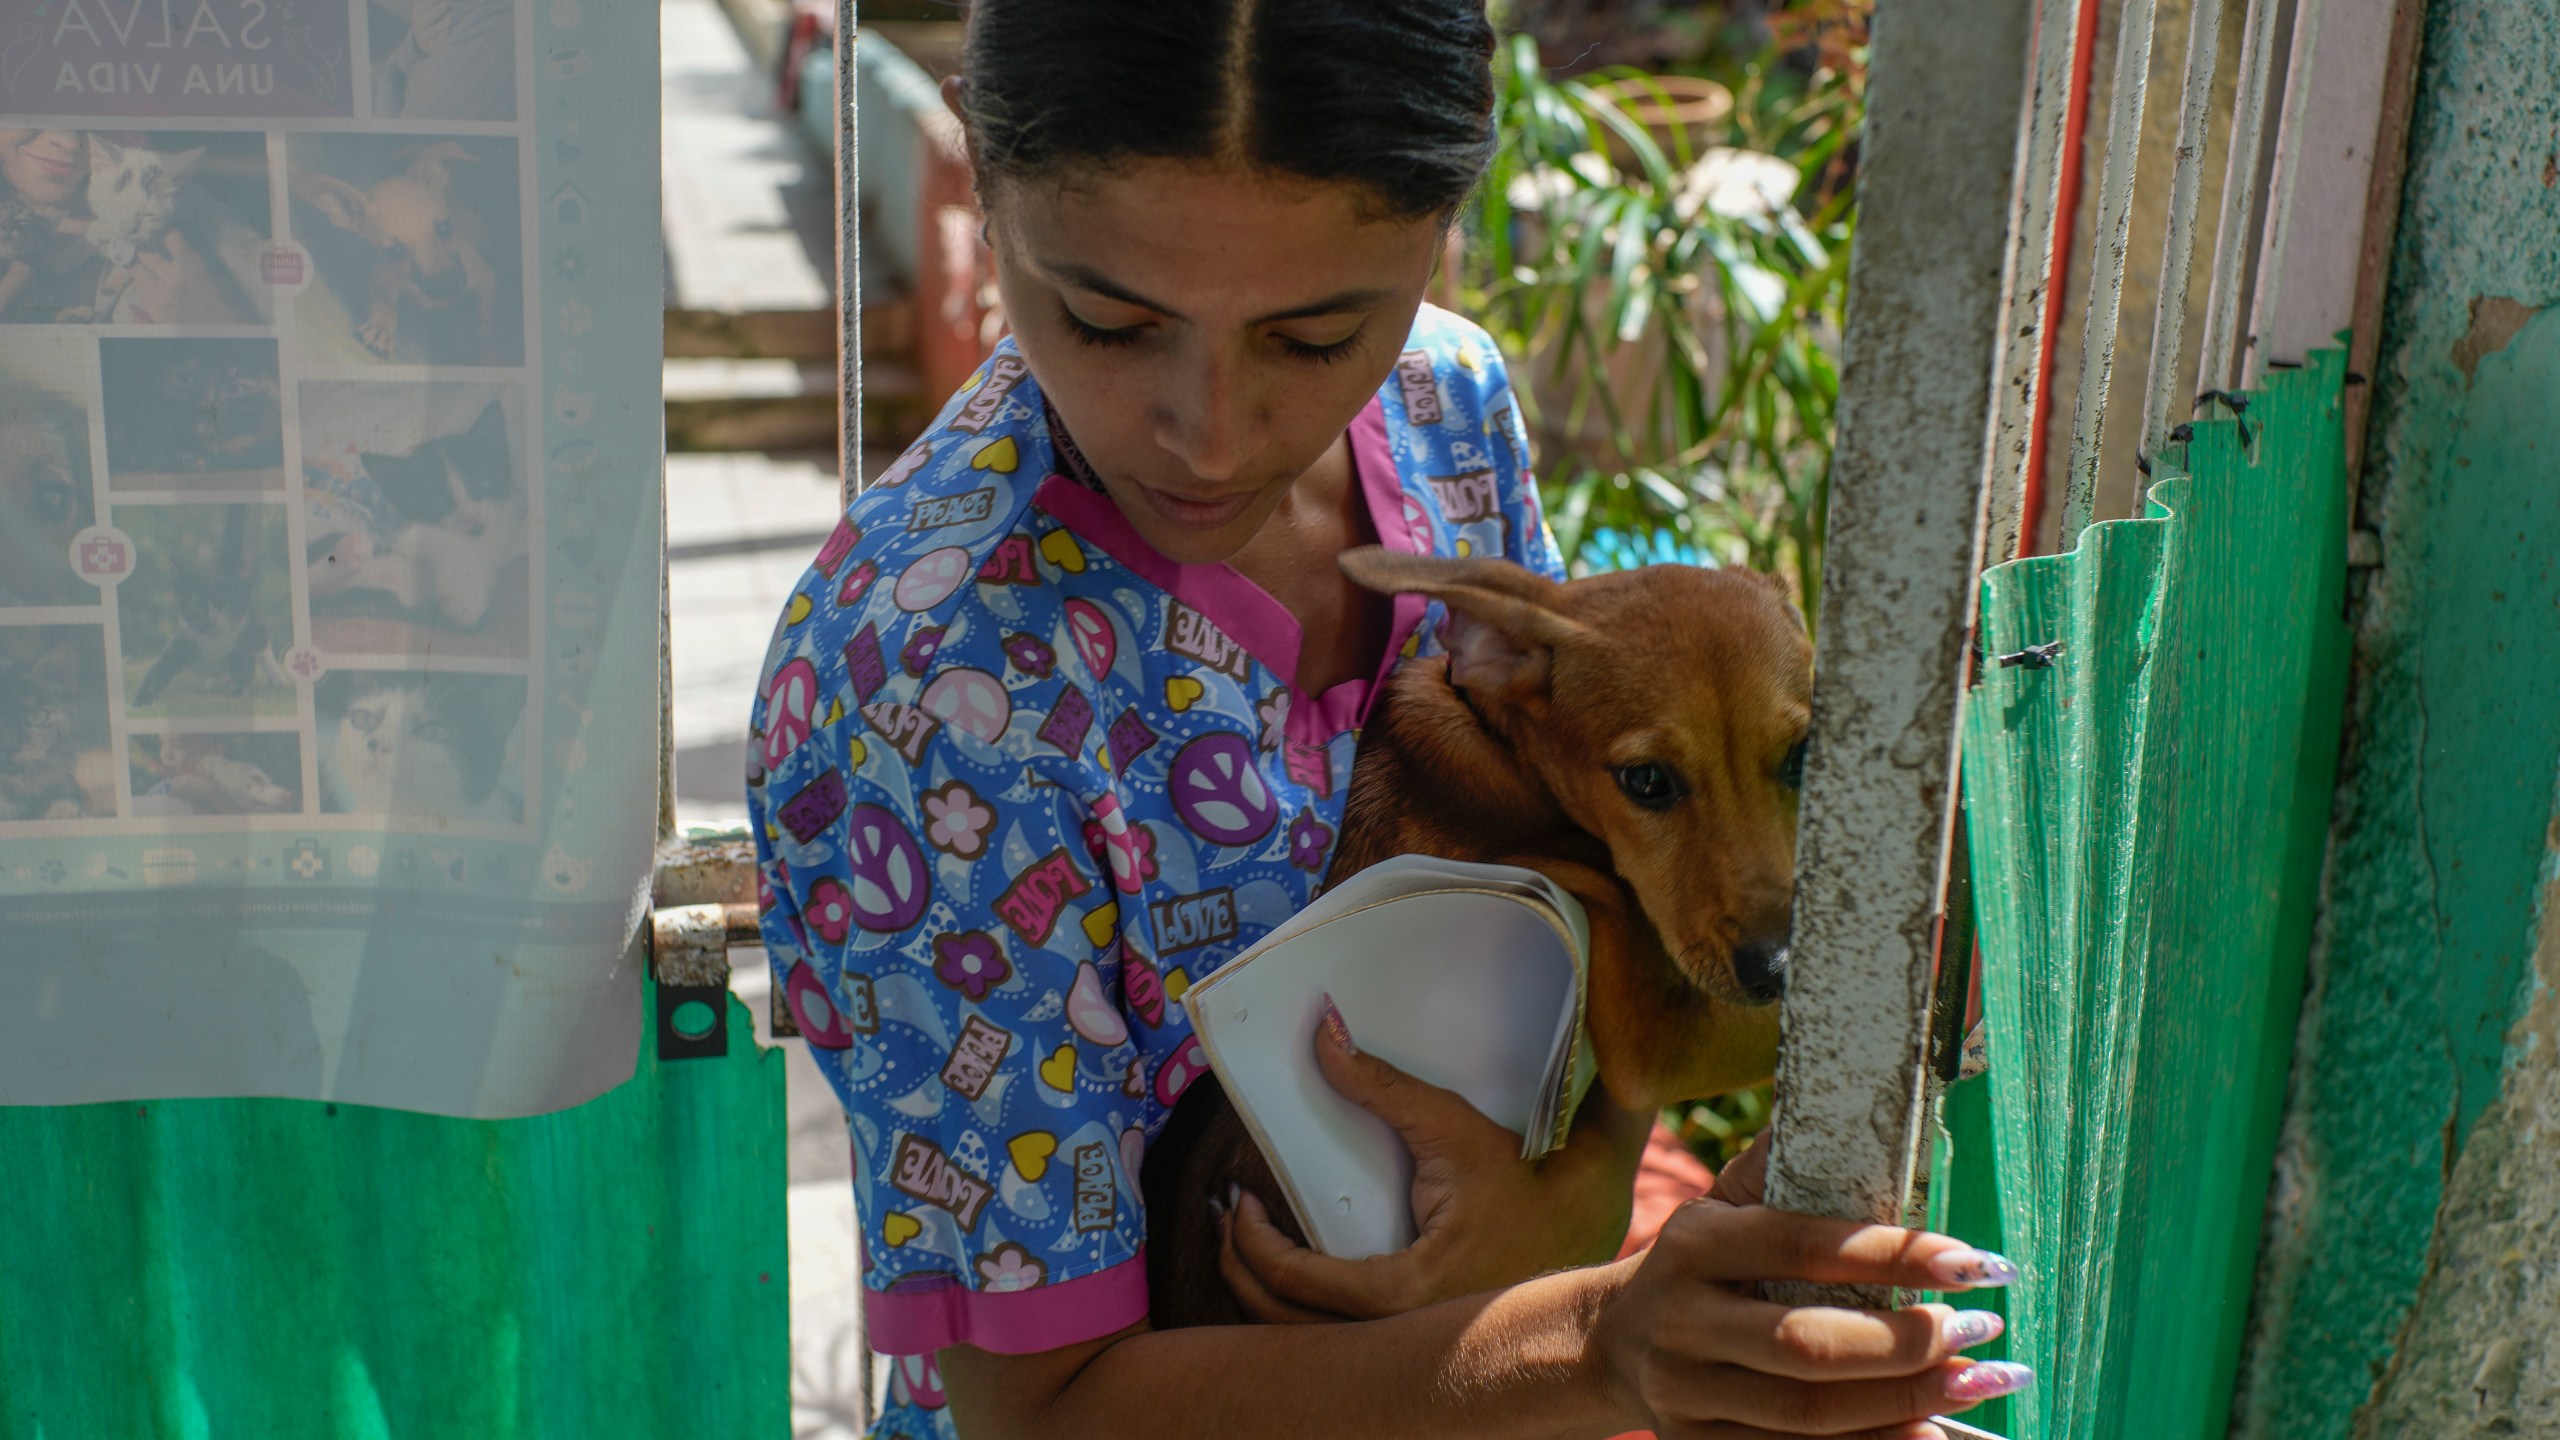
[747,305,1563,1436]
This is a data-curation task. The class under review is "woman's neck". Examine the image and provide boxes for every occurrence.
[1226,434,1390,696]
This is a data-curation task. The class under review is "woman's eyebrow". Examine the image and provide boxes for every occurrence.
[1039,259,1389,326]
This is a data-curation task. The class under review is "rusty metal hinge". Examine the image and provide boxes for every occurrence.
[646,831,798,1060]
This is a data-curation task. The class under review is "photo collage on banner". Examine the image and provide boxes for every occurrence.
[0,1,661,1116]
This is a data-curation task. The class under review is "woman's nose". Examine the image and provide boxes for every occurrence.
[1153,347,1256,485]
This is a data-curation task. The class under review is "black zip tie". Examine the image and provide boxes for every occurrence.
[2267,357,2303,370]
[2169,422,2195,444]
[1995,641,2064,670]
[2196,389,2250,415]
[2136,451,2152,477]
[2346,371,2369,385]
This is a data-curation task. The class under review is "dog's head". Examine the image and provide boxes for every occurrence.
[291,142,478,302]
[1342,547,1812,1103]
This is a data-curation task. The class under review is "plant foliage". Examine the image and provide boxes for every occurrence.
[1465,32,1864,627]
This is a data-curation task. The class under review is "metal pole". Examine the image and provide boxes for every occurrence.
[1984,0,2092,564]
[838,0,863,506]
[1761,0,2033,1308]
[2057,0,2165,540]
[2136,0,2230,476]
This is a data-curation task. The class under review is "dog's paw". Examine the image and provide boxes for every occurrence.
[357,319,398,355]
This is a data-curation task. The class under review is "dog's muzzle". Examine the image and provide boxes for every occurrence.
[1730,939,1790,1005]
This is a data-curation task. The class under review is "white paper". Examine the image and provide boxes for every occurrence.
[1184,855,1590,1259]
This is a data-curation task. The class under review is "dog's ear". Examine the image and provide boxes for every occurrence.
[403,141,477,197]
[1338,547,1584,702]
[86,134,124,168]
[291,172,373,233]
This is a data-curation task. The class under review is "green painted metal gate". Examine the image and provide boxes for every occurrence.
[1944,354,2352,1439]
[0,981,788,1439]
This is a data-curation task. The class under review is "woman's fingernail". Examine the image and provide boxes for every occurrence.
[1318,993,1357,1054]
[1943,1360,2036,1402]
[1929,1248,2021,1288]
[1943,1310,2004,1349]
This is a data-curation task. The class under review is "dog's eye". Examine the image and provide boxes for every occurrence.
[436,219,454,240]
[1778,738,1808,789]
[1614,762,1680,811]
[383,240,408,262]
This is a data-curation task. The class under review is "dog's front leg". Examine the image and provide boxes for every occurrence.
[462,243,499,362]
[359,273,419,356]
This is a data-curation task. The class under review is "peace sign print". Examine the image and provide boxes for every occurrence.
[1062,597,1117,681]
[762,658,820,769]
[896,546,975,613]
[843,803,932,933]
[786,960,855,1049]
[1168,732,1278,846]
[921,666,1012,745]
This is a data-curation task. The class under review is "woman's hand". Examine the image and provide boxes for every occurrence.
[1593,1201,2028,1438]
[1215,1010,1655,1323]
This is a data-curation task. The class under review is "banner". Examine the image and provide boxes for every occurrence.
[0,0,660,1118]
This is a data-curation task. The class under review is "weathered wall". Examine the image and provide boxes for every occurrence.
[2355,826,2560,1435]
[2230,1,2560,1434]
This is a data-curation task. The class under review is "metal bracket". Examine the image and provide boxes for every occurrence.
[647,834,800,1057]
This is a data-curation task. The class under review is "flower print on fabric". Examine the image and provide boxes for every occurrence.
[746,304,1564,1440]
[921,780,994,859]
[976,1242,1049,1292]
[1287,811,1333,873]
[932,930,1010,1000]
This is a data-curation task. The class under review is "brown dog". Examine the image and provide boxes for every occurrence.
[1141,547,1813,1327]
[291,141,498,361]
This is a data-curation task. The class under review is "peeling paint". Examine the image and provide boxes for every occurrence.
[2231,0,2560,1430]
[2351,805,2560,1436]
[2448,294,2539,379]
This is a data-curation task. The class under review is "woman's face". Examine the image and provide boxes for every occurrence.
[986,160,1445,566]
[0,130,86,208]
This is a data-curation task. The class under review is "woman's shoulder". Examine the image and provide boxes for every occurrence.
[1380,306,1561,576]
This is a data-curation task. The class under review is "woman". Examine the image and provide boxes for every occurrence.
[746,5,2032,1437]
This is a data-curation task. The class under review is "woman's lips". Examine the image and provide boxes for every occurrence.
[1133,482,1255,531]
[27,152,77,181]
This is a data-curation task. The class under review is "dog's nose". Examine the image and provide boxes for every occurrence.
[1731,938,1790,1004]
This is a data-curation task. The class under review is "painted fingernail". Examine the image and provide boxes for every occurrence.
[1943,1360,2036,1402]
[1318,992,1357,1054]
[1943,1310,2004,1349]
[1929,1249,2020,1288]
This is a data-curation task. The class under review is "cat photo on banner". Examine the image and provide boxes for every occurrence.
[314,669,528,829]
[299,381,531,659]
[101,337,288,493]
[112,503,296,721]
[0,129,274,328]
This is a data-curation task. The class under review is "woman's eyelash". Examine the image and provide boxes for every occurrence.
[1278,328,1366,365]
[1061,308,1145,349]
[1060,305,1365,365]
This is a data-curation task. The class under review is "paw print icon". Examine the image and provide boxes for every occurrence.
[286,839,331,882]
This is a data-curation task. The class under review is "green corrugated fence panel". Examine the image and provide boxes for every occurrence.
[1958,353,2351,1439]
[0,980,789,1439]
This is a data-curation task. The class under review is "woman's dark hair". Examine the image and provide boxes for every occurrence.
[959,0,1498,222]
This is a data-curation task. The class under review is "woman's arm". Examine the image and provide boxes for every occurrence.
[945,1204,2022,1440]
